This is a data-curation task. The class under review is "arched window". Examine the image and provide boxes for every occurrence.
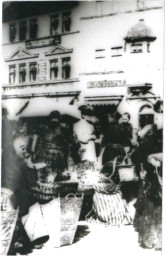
[139,104,154,128]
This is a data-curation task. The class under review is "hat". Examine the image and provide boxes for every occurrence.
[78,105,95,116]
[49,111,60,121]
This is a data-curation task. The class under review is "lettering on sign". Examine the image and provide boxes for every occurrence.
[87,80,126,88]
[26,35,61,49]
[38,61,47,81]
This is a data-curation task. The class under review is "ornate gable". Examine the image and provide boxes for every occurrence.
[45,45,73,56]
[5,47,39,62]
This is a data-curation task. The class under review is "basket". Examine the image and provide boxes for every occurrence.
[59,193,84,246]
[1,209,19,256]
[90,157,133,225]
[22,193,84,248]
[92,191,132,225]
[31,181,79,202]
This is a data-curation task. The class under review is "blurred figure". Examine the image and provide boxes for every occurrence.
[73,105,97,162]
[33,111,69,182]
[132,100,163,250]
[119,112,133,156]
[101,112,126,166]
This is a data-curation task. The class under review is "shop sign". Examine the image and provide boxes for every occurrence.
[26,35,61,49]
[87,80,126,88]
[38,60,47,81]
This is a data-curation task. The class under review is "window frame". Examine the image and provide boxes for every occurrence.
[29,62,37,82]
[62,11,71,33]
[50,14,60,35]
[30,18,38,39]
[130,42,143,54]
[50,59,59,80]
[111,46,123,57]
[19,20,27,41]
[19,63,26,83]
[9,64,16,84]
[9,22,17,43]
[62,57,71,79]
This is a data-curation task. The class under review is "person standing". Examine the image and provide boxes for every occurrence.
[119,112,133,156]
[33,111,68,182]
[73,105,97,163]
[101,112,126,166]
[132,101,163,250]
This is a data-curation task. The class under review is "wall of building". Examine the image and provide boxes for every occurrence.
[77,1,164,99]
[2,1,164,100]
[2,3,82,96]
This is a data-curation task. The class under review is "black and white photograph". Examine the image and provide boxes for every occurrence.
[1,1,164,255]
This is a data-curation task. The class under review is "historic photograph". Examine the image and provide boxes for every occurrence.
[1,1,164,255]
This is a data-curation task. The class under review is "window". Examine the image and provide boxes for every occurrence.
[95,49,105,59]
[147,42,150,53]
[19,64,26,83]
[30,62,37,81]
[62,12,71,33]
[9,65,16,84]
[130,43,143,53]
[62,57,71,79]
[19,21,27,41]
[50,59,58,80]
[50,14,59,35]
[137,0,146,9]
[9,23,17,42]
[30,18,38,39]
[139,114,154,128]
[111,46,123,57]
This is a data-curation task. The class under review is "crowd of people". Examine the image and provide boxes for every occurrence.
[1,100,163,252]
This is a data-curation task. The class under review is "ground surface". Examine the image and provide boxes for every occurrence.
[18,221,162,256]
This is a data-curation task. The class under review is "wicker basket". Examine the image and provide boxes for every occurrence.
[1,209,19,256]
[41,193,84,247]
[92,190,132,225]
[31,181,79,202]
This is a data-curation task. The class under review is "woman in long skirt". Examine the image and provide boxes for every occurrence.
[133,153,162,249]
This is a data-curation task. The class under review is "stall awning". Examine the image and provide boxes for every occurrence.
[19,97,81,119]
[2,97,81,120]
[2,99,30,120]
[84,95,123,105]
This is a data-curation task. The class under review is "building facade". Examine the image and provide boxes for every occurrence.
[2,1,164,128]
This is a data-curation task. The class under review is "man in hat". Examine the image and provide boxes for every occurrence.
[73,105,97,162]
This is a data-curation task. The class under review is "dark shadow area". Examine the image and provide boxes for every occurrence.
[79,193,94,220]
[120,181,140,202]
[73,225,90,244]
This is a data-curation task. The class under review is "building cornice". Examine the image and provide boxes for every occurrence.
[126,96,160,100]
[79,70,124,76]
[2,78,80,90]
[80,6,162,20]
[2,31,80,47]
[2,91,81,100]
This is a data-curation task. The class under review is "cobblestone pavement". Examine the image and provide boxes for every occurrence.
[22,221,162,256]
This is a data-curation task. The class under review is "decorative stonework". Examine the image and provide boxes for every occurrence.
[45,45,73,56]
[5,47,39,62]
[26,35,61,49]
